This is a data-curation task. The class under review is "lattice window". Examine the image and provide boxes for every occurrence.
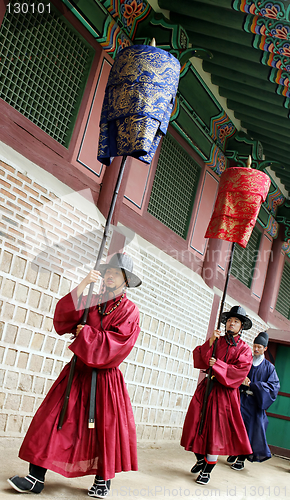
[147,134,200,239]
[231,227,261,288]
[0,0,94,147]
[276,261,290,319]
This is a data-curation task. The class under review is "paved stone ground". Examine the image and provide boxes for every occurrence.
[1,438,289,500]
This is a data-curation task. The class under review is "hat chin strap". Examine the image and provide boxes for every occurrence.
[106,280,126,296]
[225,329,242,346]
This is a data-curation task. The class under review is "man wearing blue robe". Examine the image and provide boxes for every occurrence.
[227,331,280,470]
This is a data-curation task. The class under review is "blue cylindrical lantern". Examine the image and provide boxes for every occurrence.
[98,44,180,165]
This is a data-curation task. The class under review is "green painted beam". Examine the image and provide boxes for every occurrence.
[230,102,290,126]
[280,189,290,196]
[270,177,290,191]
[166,3,245,30]
[212,77,284,107]
[260,137,290,155]
[271,165,290,174]
[246,125,290,144]
[236,113,290,136]
[269,172,289,186]
[221,90,288,118]
[203,53,270,80]
[263,157,290,183]
[271,178,290,189]
[266,164,290,176]
[269,168,290,182]
[265,156,290,169]
[263,153,290,179]
[183,0,234,8]
[265,160,290,172]
[265,170,290,190]
[187,33,259,63]
[62,0,107,37]
[263,148,290,165]
[186,21,251,46]
[178,68,219,127]
[204,62,276,93]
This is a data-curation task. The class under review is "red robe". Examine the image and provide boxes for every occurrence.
[19,289,140,480]
[181,335,253,456]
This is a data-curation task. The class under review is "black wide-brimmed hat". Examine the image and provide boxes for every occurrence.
[99,253,142,288]
[221,305,252,330]
[254,331,268,347]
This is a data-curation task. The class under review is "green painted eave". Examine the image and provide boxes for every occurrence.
[158,0,290,197]
[60,0,290,202]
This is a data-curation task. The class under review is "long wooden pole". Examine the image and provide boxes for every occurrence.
[57,156,128,430]
[198,241,236,435]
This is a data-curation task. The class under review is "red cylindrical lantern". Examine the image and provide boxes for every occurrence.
[205,167,271,248]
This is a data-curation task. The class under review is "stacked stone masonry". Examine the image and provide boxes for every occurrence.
[0,158,267,441]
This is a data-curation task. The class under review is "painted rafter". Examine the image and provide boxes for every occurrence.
[213,77,286,106]
[234,3,290,78]
[221,88,287,116]
[236,112,290,136]
[234,1,290,22]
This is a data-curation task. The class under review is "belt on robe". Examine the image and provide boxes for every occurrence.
[205,373,219,397]
[88,368,98,428]
[240,388,254,396]
[208,378,254,396]
[88,300,107,429]
[205,374,219,382]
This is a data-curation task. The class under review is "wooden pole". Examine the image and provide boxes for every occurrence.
[57,156,128,430]
[198,241,236,435]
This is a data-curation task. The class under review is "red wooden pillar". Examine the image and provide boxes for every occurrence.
[202,237,224,289]
[0,0,7,24]
[259,227,285,323]
[97,156,131,226]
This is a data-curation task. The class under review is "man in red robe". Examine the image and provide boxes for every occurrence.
[181,305,253,485]
[8,253,142,498]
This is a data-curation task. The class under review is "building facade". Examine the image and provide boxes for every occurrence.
[0,0,290,455]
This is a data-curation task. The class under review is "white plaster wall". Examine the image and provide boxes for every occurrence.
[0,142,215,441]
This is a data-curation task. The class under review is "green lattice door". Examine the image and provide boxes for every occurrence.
[266,344,290,455]
[275,261,290,319]
[230,226,261,288]
[0,0,94,147]
[147,133,200,239]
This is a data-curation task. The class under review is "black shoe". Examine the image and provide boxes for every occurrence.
[196,471,211,485]
[231,460,245,471]
[191,458,205,474]
[88,475,111,498]
[7,475,44,493]
[227,456,237,464]
[195,460,217,485]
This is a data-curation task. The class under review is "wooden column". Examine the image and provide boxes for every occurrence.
[97,156,131,225]
[0,0,7,24]
[202,237,224,289]
[258,227,285,323]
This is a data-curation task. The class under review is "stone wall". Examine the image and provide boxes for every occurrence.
[125,243,215,441]
[0,144,268,442]
[0,145,215,441]
[0,151,107,436]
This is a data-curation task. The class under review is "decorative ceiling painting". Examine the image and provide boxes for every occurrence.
[156,0,290,196]
[61,0,290,242]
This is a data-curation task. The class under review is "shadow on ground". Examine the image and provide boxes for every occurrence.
[1,439,289,499]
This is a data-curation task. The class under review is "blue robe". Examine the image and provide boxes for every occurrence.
[240,358,280,462]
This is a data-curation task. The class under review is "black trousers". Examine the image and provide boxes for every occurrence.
[29,464,47,481]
